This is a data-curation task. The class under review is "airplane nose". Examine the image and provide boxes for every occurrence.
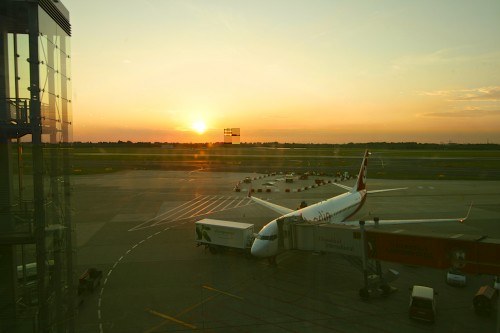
[251,239,267,258]
[251,220,278,258]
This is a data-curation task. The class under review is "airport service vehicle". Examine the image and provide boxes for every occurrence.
[16,261,55,306]
[494,276,500,290]
[78,268,102,295]
[196,219,254,254]
[473,285,498,316]
[77,268,103,306]
[250,149,471,260]
[409,285,437,323]
[446,268,467,287]
[17,260,54,283]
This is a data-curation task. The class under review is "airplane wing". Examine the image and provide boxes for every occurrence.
[341,204,472,226]
[330,182,352,191]
[343,217,467,226]
[367,187,408,194]
[249,195,295,215]
[331,182,408,194]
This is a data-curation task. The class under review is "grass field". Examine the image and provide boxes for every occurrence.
[63,145,500,180]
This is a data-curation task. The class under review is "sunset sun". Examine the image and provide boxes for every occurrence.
[192,121,207,135]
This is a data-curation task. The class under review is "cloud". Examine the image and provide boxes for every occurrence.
[422,107,500,118]
[418,86,500,101]
[455,87,500,101]
[417,90,452,97]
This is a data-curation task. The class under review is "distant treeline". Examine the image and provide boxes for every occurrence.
[71,141,500,151]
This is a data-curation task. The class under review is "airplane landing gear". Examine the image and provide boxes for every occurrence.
[268,256,277,266]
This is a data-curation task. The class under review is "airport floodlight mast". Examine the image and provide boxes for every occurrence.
[224,128,241,144]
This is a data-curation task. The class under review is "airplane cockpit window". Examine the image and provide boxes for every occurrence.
[256,234,278,241]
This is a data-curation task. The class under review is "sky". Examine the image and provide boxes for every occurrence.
[62,0,500,144]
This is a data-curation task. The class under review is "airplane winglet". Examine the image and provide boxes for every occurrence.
[459,202,473,224]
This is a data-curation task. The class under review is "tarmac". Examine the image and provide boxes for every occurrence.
[72,170,500,332]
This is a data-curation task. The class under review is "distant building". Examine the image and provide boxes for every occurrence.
[224,128,240,144]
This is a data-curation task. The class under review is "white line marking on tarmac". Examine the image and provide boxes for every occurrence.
[129,196,204,231]
[221,197,238,211]
[206,196,230,213]
[131,195,253,231]
[98,222,185,333]
[170,196,217,221]
[155,196,213,222]
[190,195,224,215]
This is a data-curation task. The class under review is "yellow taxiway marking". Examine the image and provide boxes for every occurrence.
[175,297,213,317]
[202,285,244,300]
[145,285,242,332]
[177,285,243,317]
[145,308,197,330]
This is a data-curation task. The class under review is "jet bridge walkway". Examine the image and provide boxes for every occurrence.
[280,217,500,275]
[365,228,500,276]
[279,217,500,299]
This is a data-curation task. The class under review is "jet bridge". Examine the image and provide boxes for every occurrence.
[279,217,500,300]
[279,218,397,297]
[283,221,363,256]
[366,228,500,276]
[279,217,500,275]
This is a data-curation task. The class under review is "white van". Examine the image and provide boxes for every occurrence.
[494,276,500,290]
[409,285,437,323]
[17,260,54,284]
[446,268,466,287]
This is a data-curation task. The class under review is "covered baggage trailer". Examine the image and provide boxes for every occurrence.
[473,285,498,316]
[78,268,102,295]
[196,219,254,254]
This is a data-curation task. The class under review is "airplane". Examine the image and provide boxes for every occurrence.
[250,149,471,261]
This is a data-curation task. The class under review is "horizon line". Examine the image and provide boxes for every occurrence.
[69,141,500,146]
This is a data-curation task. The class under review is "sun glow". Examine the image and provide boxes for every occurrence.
[192,121,207,135]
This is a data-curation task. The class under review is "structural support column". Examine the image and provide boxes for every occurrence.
[0,28,14,230]
[0,20,18,333]
[359,220,369,299]
[27,4,50,332]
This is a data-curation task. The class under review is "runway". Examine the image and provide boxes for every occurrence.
[73,170,500,332]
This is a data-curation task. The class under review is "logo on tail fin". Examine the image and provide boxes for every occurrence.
[356,150,369,191]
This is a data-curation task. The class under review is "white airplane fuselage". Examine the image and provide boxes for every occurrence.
[251,188,367,258]
[301,190,366,224]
